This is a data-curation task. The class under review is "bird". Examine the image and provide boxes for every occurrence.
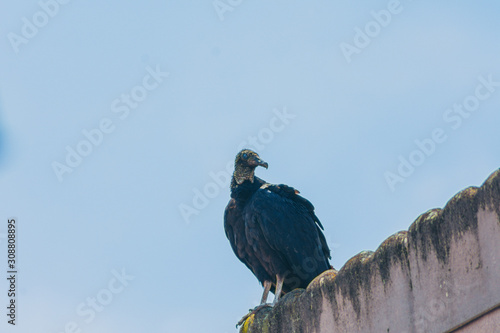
[224,149,332,325]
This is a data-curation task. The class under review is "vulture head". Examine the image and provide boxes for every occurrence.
[233,149,268,185]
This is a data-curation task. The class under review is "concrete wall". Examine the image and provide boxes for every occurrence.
[240,169,500,333]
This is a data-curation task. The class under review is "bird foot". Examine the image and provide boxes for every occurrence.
[236,303,273,327]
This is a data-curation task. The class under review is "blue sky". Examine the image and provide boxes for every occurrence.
[0,1,499,332]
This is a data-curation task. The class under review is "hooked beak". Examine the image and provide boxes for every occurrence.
[259,159,269,169]
[252,156,268,169]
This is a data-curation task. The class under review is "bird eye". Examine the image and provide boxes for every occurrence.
[242,153,248,159]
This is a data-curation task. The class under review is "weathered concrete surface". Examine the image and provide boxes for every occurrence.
[450,305,500,332]
[240,169,500,333]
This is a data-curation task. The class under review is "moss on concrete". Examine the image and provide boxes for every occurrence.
[478,169,500,224]
[374,231,410,289]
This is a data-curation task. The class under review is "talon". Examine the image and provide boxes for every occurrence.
[236,303,273,327]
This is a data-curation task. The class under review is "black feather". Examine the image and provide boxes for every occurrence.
[224,150,331,295]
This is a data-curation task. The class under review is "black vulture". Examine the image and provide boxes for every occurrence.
[224,149,332,324]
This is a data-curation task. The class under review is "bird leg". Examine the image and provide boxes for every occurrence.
[236,281,273,327]
[260,280,272,304]
[272,275,284,304]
